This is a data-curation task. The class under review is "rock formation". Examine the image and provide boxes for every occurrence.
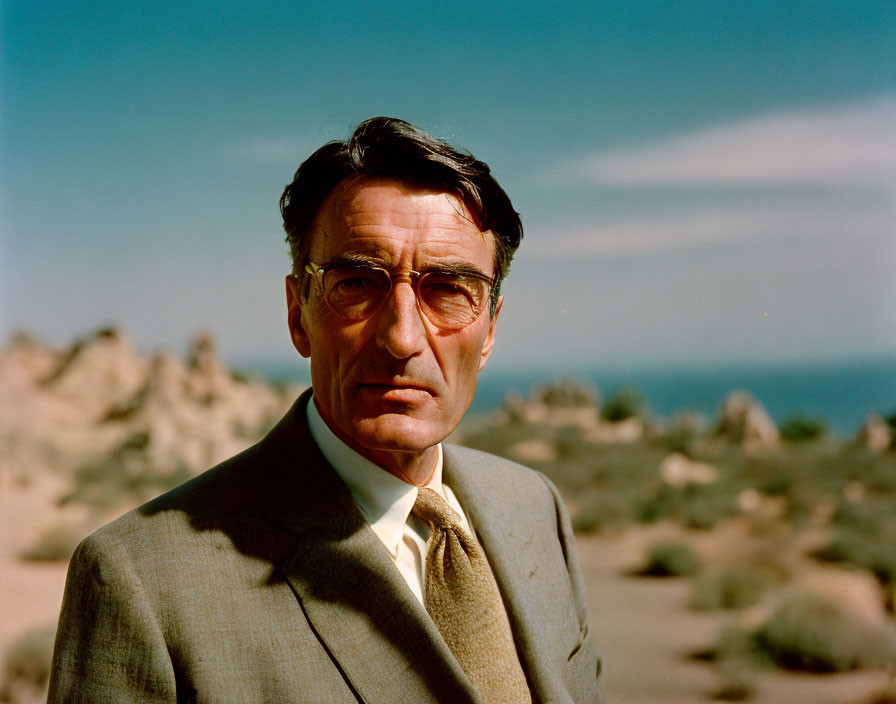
[855,413,894,452]
[504,379,601,429]
[712,391,779,449]
[658,452,717,488]
[0,328,305,489]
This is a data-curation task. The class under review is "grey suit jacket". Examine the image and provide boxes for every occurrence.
[48,390,602,703]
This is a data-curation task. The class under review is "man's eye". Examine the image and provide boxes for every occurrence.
[337,276,375,290]
[428,281,465,295]
[422,276,482,305]
[326,270,388,304]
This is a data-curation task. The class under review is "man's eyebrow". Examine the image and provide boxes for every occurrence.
[422,262,493,279]
[319,255,493,279]
[319,253,385,269]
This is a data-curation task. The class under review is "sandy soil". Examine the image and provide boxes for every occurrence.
[1,475,890,703]
[0,473,70,650]
[578,530,890,704]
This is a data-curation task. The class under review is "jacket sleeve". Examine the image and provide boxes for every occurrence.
[540,473,605,704]
[47,532,177,703]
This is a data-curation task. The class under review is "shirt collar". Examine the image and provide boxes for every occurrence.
[306,396,443,558]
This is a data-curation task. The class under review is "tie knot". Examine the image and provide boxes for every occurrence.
[413,488,461,530]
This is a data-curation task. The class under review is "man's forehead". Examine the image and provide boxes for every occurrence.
[323,176,472,223]
[310,176,495,261]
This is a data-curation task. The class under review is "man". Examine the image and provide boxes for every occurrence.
[48,117,603,703]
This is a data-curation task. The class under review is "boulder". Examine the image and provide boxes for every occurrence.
[712,391,779,448]
[658,452,717,488]
[854,413,893,452]
[504,379,600,430]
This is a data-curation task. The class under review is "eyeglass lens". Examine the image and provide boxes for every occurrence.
[321,267,489,329]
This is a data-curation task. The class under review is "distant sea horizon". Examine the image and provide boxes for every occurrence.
[241,356,896,438]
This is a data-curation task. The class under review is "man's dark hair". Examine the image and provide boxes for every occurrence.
[280,117,523,310]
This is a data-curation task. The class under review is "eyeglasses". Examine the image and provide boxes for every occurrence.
[301,261,495,331]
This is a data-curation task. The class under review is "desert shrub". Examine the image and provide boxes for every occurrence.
[711,623,768,664]
[833,497,886,533]
[229,368,256,384]
[600,386,644,422]
[658,411,705,455]
[457,420,548,460]
[638,482,738,530]
[19,523,85,562]
[851,450,896,493]
[664,431,692,455]
[62,455,192,509]
[1,624,56,696]
[884,410,896,433]
[637,485,682,524]
[778,413,827,442]
[815,528,896,588]
[814,498,896,591]
[638,540,701,577]
[691,567,773,611]
[753,591,896,672]
[705,627,763,701]
[755,465,795,496]
[533,378,598,408]
[572,492,630,533]
[679,489,739,530]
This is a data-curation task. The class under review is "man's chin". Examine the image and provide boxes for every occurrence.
[350,413,449,455]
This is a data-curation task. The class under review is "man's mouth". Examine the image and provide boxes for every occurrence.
[357,381,435,403]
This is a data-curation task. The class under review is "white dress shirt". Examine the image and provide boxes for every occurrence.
[306,397,471,604]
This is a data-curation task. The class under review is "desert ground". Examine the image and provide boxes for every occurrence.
[2,329,894,702]
[1,473,890,703]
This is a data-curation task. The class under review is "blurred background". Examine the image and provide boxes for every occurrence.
[1,2,895,703]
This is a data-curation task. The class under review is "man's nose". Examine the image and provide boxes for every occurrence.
[374,279,427,358]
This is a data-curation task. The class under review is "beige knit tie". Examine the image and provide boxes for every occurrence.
[413,488,531,704]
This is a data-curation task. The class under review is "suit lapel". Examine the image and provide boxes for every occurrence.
[444,448,574,704]
[260,392,481,704]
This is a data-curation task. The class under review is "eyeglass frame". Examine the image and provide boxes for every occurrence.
[295,259,500,330]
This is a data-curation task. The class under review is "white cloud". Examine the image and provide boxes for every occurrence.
[530,96,896,260]
[558,95,896,187]
[523,198,895,258]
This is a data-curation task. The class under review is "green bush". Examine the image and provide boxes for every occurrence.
[813,498,896,593]
[814,528,896,588]
[706,627,762,701]
[664,411,704,443]
[691,567,773,610]
[62,453,193,509]
[753,591,896,672]
[638,540,701,577]
[679,490,738,531]
[601,386,644,422]
[572,492,630,533]
[884,410,896,433]
[779,413,827,442]
[710,623,769,667]
[756,468,795,496]
[638,483,738,530]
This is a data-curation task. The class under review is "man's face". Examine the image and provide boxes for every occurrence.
[286,176,502,464]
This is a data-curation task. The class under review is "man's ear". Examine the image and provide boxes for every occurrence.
[285,275,311,358]
[477,295,503,372]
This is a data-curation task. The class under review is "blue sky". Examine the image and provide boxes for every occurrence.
[2,1,894,371]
